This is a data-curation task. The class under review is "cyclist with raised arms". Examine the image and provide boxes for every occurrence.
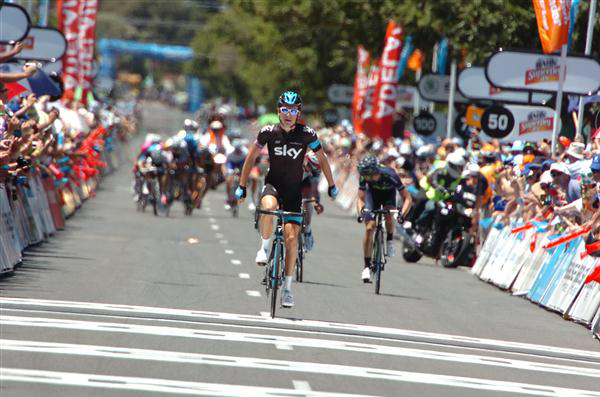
[235,90,338,308]
[356,155,413,283]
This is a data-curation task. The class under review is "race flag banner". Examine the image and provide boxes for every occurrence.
[57,0,97,96]
[352,45,370,134]
[368,21,404,141]
[533,0,571,54]
[360,62,379,137]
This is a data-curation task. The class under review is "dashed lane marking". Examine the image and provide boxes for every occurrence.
[187,238,199,244]
[293,381,312,391]
[238,273,250,279]
[0,368,374,397]
[231,259,242,266]
[276,343,294,350]
[246,291,261,297]
[219,240,228,244]
[209,218,216,223]
[1,316,598,378]
[225,250,234,255]
[1,342,599,396]
[210,225,220,231]
[215,233,224,238]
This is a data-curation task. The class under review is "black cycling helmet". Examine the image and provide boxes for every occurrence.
[278,90,302,109]
[357,155,380,176]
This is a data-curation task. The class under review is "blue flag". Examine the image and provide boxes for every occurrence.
[396,35,413,82]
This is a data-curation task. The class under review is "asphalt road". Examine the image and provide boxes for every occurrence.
[1,102,599,397]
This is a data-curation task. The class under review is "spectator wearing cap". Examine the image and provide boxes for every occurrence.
[550,162,580,203]
[563,141,592,176]
[555,169,598,228]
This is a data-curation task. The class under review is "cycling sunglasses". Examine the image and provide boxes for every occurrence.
[279,107,300,116]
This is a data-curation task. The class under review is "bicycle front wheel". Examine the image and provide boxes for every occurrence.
[296,233,304,282]
[270,242,282,318]
[373,229,384,295]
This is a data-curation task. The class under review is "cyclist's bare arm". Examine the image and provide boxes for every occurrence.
[398,188,412,219]
[357,189,366,214]
[314,149,335,188]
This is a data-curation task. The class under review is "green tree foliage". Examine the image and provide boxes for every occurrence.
[189,0,599,106]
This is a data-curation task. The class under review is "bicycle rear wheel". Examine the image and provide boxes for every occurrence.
[270,242,282,318]
[296,233,304,282]
[374,229,384,295]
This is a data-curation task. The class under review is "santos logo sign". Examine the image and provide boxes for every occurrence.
[273,145,303,159]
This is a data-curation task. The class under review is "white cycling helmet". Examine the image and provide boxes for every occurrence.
[209,120,224,130]
[465,163,480,177]
[446,151,466,178]
[184,118,194,129]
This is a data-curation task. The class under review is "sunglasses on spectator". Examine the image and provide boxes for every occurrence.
[279,107,300,116]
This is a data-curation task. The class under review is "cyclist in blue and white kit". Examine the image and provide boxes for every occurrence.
[235,90,338,308]
[224,139,248,209]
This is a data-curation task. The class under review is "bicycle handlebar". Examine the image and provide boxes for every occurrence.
[257,209,303,218]
[301,198,319,204]
[363,208,399,215]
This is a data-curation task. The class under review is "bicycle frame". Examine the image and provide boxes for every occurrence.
[368,208,398,295]
[257,208,303,318]
[296,198,318,282]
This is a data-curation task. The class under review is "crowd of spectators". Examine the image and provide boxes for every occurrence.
[313,115,600,238]
[1,43,138,203]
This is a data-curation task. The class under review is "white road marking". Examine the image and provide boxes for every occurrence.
[246,291,261,297]
[276,343,293,350]
[225,250,234,255]
[219,240,228,244]
[209,218,216,223]
[1,341,599,396]
[238,273,250,279]
[215,233,224,238]
[205,207,212,212]
[187,238,199,244]
[0,297,596,362]
[260,311,270,317]
[293,380,312,391]
[0,368,371,397]
[210,224,219,231]
[230,259,242,265]
[1,316,598,379]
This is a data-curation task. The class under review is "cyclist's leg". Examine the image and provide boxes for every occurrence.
[363,189,376,262]
[281,184,302,306]
[256,184,279,265]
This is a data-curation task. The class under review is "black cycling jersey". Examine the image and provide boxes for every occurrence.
[359,166,405,192]
[255,123,321,186]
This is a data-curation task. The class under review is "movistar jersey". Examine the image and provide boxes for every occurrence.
[255,123,321,185]
[358,166,405,192]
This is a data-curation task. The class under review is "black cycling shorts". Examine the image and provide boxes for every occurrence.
[260,182,302,225]
[364,188,396,221]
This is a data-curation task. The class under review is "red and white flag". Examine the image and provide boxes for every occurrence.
[57,0,97,100]
[360,63,379,138]
[352,46,370,134]
[369,21,404,141]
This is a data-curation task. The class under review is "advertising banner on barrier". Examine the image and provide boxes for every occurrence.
[528,243,568,303]
[480,105,559,143]
[485,50,600,95]
[352,45,370,133]
[568,270,600,324]
[457,67,553,104]
[0,4,31,44]
[42,177,65,230]
[539,239,579,307]
[546,246,598,314]
[0,27,67,61]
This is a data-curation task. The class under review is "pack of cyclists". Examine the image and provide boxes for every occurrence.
[132,89,600,312]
